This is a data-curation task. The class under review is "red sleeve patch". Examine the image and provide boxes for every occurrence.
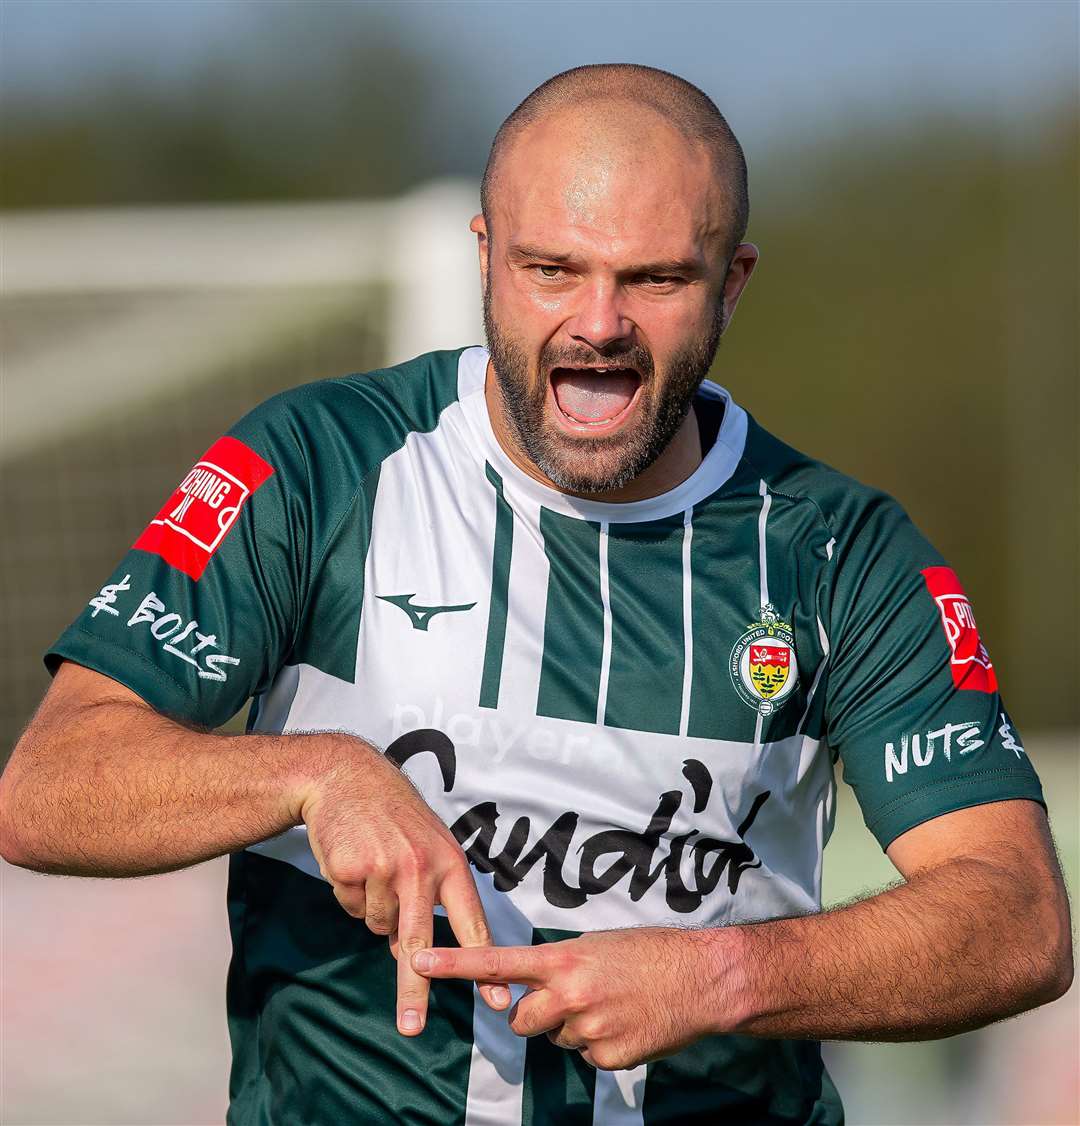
[133,436,275,580]
[921,566,998,693]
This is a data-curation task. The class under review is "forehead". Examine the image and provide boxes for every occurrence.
[494,103,728,262]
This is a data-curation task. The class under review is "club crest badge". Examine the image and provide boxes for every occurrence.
[730,604,799,716]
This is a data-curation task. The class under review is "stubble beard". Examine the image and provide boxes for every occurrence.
[483,281,725,494]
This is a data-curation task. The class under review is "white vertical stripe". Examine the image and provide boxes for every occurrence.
[757,478,772,610]
[592,1065,647,1126]
[812,796,828,905]
[496,484,549,720]
[678,507,695,737]
[753,481,771,758]
[596,520,613,725]
[825,536,836,561]
[464,876,533,1126]
[795,615,832,735]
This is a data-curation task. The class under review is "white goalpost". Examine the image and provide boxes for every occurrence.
[1,179,484,462]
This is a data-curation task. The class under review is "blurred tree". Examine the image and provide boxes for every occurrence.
[722,106,1078,729]
[0,4,454,207]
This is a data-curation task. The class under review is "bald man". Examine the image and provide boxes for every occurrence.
[1,65,1070,1126]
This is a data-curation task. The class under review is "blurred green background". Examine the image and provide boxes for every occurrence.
[1,2,1076,1124]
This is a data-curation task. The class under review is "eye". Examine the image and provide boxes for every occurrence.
[643,274,678,287]
[537,265,563,278]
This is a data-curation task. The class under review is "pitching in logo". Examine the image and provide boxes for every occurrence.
[920,566,997,693]
[729,603,800,716]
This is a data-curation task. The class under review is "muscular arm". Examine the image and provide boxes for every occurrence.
[0,661,505,1035]
[0,661,334,875]
[726,800,1073,1041]
[415,799,1073,1068]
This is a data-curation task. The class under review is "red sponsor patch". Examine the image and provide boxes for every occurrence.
[133,436,274,580]
[750,644,790,668]
[921,566,998,693]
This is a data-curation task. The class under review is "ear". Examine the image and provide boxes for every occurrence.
[470,213,490,291]
[720,243,760,333]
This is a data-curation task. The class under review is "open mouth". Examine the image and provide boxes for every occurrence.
[548,366,643,432]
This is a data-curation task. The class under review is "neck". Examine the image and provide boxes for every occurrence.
[484,360,703,503]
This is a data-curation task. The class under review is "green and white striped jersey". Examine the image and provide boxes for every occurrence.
[49,346,1043,1126]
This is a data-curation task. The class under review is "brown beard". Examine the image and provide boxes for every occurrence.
[483,280,725,494]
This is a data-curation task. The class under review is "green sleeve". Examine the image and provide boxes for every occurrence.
[45,394,323,729]
[823,496,1043,850]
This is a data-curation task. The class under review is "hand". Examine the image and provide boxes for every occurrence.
[412,927,733,1070]
[294,736,511,1036]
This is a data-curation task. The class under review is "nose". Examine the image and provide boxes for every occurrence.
[564,278,634,353]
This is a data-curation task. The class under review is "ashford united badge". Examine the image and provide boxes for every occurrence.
[730,604,799,716]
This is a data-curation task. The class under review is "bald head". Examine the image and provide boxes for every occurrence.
[481,64,749,258]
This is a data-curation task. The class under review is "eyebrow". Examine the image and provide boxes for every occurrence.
[631,257,705,277]
[507,244,577,264]
[506,243,705,277]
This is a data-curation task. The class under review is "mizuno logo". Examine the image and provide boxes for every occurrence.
[377,593,477,631]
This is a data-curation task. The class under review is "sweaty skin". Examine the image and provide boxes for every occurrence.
[475,99,758,501]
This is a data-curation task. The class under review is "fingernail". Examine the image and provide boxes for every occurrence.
[490,986,511,1007]
[412,950,434,972]
[400,1010,422,1032]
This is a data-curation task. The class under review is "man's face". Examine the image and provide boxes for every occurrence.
[478,103,748,495]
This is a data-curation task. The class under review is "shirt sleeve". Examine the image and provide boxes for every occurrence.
[823,495,1044,851]
[45,396,317,729]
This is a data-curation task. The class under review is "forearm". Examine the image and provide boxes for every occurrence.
[713,854,1072,1041]
[0,695,365,877]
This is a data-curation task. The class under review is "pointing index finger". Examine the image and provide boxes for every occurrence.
[439,864,509,1010]
[412,944,547,985]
